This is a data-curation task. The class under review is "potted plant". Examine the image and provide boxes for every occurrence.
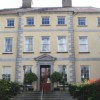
[24,72,38,91]
[50,71,62,91]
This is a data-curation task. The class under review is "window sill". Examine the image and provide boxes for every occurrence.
[57,52,68,53]
[24,25,35,27]
[56,24,67,26]
[40,25,51,26]
[40,52,51,53]
[79,52,90,53]
[5,26,15,28]
[77,25,88,27]
[23,52,34,53]
[2,52,13,54]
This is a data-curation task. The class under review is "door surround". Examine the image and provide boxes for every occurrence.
[34,54,56,91]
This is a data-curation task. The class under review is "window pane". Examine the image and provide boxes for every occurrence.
[25,65,32,73]
[42,17,49,25]
[24,37,33,52]
[79,36,88,52]
[81,66,89,81]
[27,17,34,25]
[2,66,11,81]
[7,19,14,27]
[58,36,67,52]
[98,17,100,26]
[78,17,86,26]
[41,36,50,52]
[58,17,65,25]
[5,38,12,52]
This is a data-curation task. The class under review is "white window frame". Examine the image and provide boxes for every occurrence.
[24,36,33,52]
[41,36,50,52]
[57,36,67,52]
[42,17,50,25]
[79,36,89,52]
[7,19,14,27]
[80,65,90,81]
[78,17,86,26]
[4,37,13,53]
[26,17,34,25]
[2,66,11,81]
[57,16,66,25]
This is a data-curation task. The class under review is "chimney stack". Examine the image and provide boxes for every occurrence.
[22,0,32,8]
[62,0,72,7]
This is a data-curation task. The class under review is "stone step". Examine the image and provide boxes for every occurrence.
[10,91,76,100]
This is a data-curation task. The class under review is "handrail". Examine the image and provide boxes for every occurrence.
[41,85,44,100]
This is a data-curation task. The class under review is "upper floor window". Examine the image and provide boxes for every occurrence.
[7,19,14,27]
[81,66,89,82]
[57,36,67,52]
[78,17,86,26]
[79,36,88,52]
[4,37,12,53]
[24,37,33,52]
[41,36,50,52]
[98,17,100,26]
[26,17,34,25]
[57,17,65,25]
[42,17,50,25]
[2,66,11,81]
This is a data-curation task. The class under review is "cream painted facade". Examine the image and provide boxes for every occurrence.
[0,0,100,91]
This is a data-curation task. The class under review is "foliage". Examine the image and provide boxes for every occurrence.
[68,79,100,100]
[24,72,38,84]
[50,71,62,83]
[0,80,19,100]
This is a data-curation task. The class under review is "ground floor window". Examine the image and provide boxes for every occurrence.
[2,66,11,81]
[81,65,89,82]
[58,65,67,84]
[25,65,32,73]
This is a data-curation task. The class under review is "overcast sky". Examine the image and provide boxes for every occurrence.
[0,0,100,9]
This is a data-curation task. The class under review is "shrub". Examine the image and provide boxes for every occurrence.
[0,80,19,100]
[50,71,62,83]
[24,72,38,84]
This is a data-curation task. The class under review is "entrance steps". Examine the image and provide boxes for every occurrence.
[10,91,76,100]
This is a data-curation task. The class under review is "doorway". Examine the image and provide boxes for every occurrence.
[40,65,51,91]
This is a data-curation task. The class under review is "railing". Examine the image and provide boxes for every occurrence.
[41,85,44,100]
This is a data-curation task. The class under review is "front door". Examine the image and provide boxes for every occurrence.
[40,65,51,91]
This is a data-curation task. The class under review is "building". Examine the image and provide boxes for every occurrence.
[0,0,100,91]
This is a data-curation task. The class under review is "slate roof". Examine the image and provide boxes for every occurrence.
[0,6,100,14]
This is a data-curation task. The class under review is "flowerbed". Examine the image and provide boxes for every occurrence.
[0,80,20,100]
[68,79,100,100]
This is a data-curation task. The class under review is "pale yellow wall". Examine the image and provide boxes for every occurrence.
[75,61,100,82]
[0,12,100,83]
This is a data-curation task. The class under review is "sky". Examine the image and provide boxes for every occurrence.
[0,0,100,9]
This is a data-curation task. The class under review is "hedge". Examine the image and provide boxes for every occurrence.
[68,79,100,100]
[0,80,20,100]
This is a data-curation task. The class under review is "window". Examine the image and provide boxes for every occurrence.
[57,17,65,25]
[42,17,50,25]
[57,36,67,52]
[26,17,34,25]
[79,36,88,52]
[2,66,11,81]
[7,19,14,27]
[81,66,89,81]
[24,37,33,52]
[98,17,100,26]
[41,36,50,52]
[78,17,86,26]
[4,38,12,53]
[25,65,32,73]
[59,65,67,83]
